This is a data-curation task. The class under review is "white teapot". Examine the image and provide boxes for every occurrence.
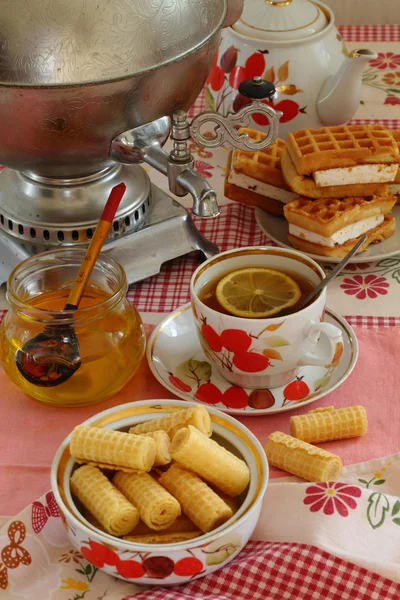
[207,0,377,137]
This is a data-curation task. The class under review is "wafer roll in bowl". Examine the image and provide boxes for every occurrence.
[141,430,171,466]
[123,531,201,544]
[159,463,233,533]
[125,513,198,537]
[70,465,139,536]
[113,470,181,530]
[129,405,212,439]
[70,425,156,471]
[170,425,250,496]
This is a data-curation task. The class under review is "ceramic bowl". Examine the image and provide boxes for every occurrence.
[51,399,269,586]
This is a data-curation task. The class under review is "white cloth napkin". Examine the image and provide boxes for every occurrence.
[254,453,400,582]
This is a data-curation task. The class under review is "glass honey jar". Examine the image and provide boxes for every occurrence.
[0,249,146,406]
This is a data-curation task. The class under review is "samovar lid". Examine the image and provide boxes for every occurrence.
[0,0,227,86]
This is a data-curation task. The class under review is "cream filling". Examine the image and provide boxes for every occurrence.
[288,214,384,247]
[313,164,398,187]
[228,161,297,203]
[389,183,400,194]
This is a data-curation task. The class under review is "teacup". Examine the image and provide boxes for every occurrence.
[190,246,343,389]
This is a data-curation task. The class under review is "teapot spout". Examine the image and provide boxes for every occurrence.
[316,49,377,126]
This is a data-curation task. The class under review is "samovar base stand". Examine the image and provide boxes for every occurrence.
[105,184,219,284]
[0,183,219,286]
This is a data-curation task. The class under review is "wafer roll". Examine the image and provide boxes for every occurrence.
[265,431,342,482]
[113,471,181,531]
[170,425,250,496]
[70,425,156,471]
[82,508,198,536]
[70,465,139,536]
[129,406,212,439]
[75,461,141,473]
[82,509,106,533]
[141,430,171,466]
[127,513,198,537]
[213,489,239,514]
[290,406,368,443]
[84,509,198,538]
[159,463,233,533]
[123,531,201,544]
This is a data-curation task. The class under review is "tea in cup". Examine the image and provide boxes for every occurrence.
[190,246,342,389]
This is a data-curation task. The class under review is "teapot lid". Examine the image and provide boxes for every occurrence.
[232,0,329,41]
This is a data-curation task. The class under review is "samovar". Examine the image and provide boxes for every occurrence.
[0,0,280,283]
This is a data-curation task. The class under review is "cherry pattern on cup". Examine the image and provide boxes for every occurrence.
[170,316,286,409]
[201,322,223,353]
[220,329,252,353]
[198,316,284,378]
[163,316,344,411]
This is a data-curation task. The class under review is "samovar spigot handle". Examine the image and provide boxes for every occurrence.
[188,77,282,151]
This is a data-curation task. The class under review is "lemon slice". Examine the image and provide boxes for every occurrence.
[216,267,301,318]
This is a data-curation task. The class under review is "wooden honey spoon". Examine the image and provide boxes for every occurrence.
[15,182,126,387]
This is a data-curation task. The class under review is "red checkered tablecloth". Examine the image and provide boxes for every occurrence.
[0,199,399,327]
[338,24,400,42]
[132,541,400,600]
[125,203,400,327]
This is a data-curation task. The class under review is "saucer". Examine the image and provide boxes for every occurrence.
[147,304,359,415]
[255,205,400,264]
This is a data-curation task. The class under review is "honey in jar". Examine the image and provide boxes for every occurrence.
[0,249,146,406]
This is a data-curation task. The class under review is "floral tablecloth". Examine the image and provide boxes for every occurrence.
[0,23,400,600]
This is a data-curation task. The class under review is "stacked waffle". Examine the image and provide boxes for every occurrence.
[225,128,298,215]
[389,129,400,203]
[284,196,396,257]
[225,124,399,257]
[282,125,398,257]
